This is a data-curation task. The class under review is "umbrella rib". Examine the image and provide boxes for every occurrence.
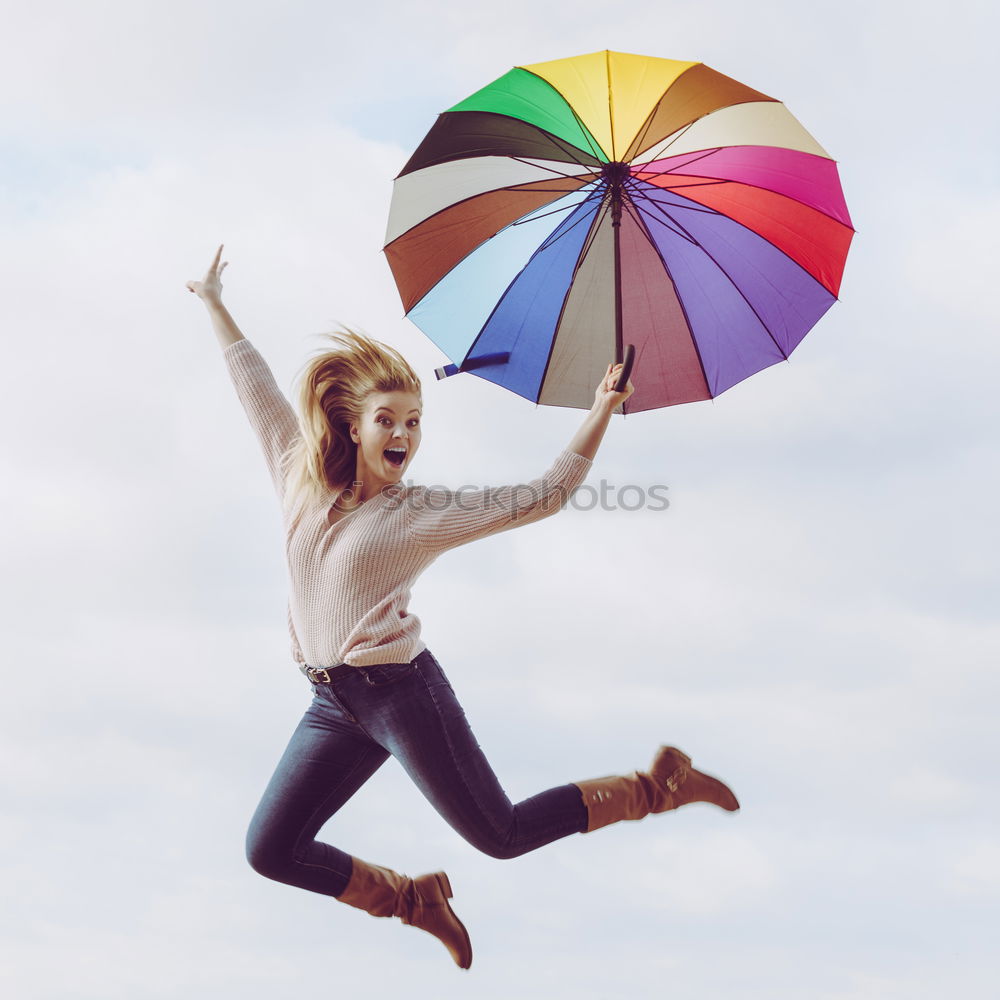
[388,167,592,249]
[575,193,613,265]
[407,112,602,176]
[628,183,790,362]
[684,235,790,361]
[637,155,855,228]
[402,184,602,329]
[629,119,699,166]
[533,200,611,404]
[625,182,701,244]
[564,106,608,164]
[536,187,606,250]
[627,95,663,163]
[512,123,598,170]
[632,171,843,307]
[624,66,700,164]
[562,88,609,164]
[456,187,604,371]
[517,69,609,166]
[619,195,713,397]
[626,177,723,219]
[511,200,589,228]
[508,156,598,182]
[628,176,838,290]
[637,147,722,172]
[606,49,616,161]
[641,179,731,191]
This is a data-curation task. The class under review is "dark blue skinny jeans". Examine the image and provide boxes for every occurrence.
[245,648,588,896]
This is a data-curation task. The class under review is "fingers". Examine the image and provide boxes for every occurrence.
[597,359,635,398]
[206,244,226,278]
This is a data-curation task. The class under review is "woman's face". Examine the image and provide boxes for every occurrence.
[349,390,422,491]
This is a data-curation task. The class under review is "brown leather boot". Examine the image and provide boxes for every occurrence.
[336,857,473,969]
[574,746,740,832]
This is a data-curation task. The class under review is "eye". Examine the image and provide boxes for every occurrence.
[408,418,420,428]
[377,416,391,426]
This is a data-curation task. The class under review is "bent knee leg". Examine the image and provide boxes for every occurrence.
[459,821,525,860]
[245,823,295,881]
[455,789,587,860]
[477,840,523,861]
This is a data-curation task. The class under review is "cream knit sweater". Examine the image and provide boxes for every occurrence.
[224,338,593,667]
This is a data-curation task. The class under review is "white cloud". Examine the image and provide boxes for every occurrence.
[627,829,779,915]
[948,838,1000,897]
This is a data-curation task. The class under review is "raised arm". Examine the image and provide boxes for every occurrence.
[186,244,245,349]
[564,358,635,461]
[404,449,593,552]
[187,245,300,498]
[405,358,634,552]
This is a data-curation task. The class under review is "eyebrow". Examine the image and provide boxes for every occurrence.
[375,406,421,415]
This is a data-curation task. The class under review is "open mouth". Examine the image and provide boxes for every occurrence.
[383,447,407,468]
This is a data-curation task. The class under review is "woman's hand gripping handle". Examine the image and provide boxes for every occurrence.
[566,348,636,462]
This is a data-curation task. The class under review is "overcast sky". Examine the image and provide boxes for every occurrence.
[2,1,997,997]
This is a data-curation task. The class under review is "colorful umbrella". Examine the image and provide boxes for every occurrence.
[383,50,854,413]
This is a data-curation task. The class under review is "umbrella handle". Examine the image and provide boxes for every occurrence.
[614,344,635,393]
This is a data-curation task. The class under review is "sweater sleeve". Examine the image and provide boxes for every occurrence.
[223,338,301,500]
[404,449,592,553]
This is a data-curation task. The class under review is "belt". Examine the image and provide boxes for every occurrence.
[300,663,348,684]
[300,651,426,684]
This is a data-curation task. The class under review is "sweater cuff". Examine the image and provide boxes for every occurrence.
[551,449,593,491]
[557,448,592,469]
[222,338,266,385]
[223,338,255,359]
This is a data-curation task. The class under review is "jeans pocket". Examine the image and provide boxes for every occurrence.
[359,662,416,687]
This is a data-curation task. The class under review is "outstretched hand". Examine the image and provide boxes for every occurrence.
[594,360,635,410]
[186,244,228,305]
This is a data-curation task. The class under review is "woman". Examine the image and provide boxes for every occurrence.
[187,245,738,970]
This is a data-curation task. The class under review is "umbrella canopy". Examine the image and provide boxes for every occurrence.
[384,50,854,413]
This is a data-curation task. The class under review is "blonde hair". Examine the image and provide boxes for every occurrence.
[281,327,421,512]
